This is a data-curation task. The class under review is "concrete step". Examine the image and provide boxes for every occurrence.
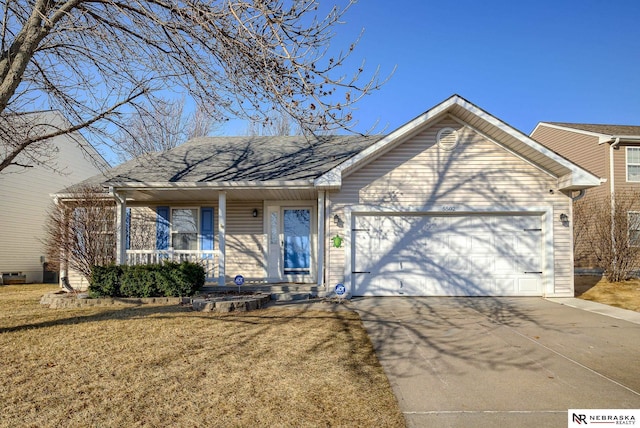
[270,292,311,302]
[201,284,319,294]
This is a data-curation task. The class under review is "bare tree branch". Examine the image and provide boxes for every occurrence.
[43,185,116,282]
[1,0,389,172]
[114,97,218,162]
[574,189,640,282]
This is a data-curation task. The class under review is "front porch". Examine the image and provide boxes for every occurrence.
[112,187,329,289]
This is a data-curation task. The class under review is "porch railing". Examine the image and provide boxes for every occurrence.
[126,250,218,280]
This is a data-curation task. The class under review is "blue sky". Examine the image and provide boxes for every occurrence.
[226,0,640,136]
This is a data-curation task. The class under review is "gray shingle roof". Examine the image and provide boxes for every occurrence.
[545,122,640,136]
[69,134,382,190]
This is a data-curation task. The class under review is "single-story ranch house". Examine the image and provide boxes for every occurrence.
[55,95,600,297]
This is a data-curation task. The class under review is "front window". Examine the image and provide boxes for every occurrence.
[627,147,640,182]
[171,208,198,250]
[629,212,640,246]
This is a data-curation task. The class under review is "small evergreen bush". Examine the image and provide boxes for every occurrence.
[120,264,159,297]
[89,265,123,297]
[89,261,205,297]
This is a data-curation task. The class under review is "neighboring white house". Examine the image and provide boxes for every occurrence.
[0,110,109,284]
[58,95,601,296]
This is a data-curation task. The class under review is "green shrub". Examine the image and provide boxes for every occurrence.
[89,265,123,297]
[180,261,205,291]
[120,264,159,297]
[90,261,205,298]
[156,261,205,297]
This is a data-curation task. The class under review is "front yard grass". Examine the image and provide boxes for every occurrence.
[0,284,404,428]
[575,275,640,312]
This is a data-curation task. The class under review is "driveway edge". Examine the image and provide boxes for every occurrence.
[546,297,640,325]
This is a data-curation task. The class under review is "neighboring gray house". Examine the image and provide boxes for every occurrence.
[57,95,600,296]
[0,111,109,284]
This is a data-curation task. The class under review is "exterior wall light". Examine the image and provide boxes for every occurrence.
[252,208,258,217]
[560,213,568,222]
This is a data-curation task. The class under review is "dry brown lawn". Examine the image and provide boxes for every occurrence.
[0,284,404,428]
[575,275,640,312]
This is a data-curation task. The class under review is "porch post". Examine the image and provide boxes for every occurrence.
[54,197,68,284]
[218,191,226,286]
[317,190,325,287]
[113,189,127,265]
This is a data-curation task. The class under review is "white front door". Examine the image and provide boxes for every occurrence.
[267,205,314,282]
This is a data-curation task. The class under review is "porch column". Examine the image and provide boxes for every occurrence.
[218,191,226,286]
[113,190,127,265]
[55,198,68,284]
[317,190,325,287]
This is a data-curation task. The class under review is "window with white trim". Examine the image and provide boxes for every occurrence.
[171,208,198,250]
[628,211,640,246]
[626,147,640,182]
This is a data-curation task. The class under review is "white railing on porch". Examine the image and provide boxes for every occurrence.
[126,250,218,280]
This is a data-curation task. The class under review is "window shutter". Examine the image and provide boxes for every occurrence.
[200,207,214,251]
[156,206,170,250]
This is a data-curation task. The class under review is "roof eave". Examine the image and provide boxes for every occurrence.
[558,172,602,191]
[598,135,640,144]
[107,180,316,191]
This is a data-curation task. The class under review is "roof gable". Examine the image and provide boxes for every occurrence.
[316,95,601,191]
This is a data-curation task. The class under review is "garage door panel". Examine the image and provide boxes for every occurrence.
[471,256,494,275]
[353,214,543,296]
[495,277,517,294]
[518,277,540,293]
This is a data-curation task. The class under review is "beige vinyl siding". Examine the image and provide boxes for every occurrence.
[68,269,90,291]
[0,111,108,283]
[328,119,574,295]
[531,125,606,178]
[553,200,574,293]
[225,201,266,279]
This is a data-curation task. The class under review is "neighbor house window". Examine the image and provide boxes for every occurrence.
[627,147,640,182]
[171,208,198,250]
[629,212,640,246]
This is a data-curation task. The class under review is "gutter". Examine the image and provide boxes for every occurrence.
[106,180,316,190]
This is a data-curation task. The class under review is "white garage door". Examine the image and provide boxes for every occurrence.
[352,214,543,296]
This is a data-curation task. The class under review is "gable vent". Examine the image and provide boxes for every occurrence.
[437,127,459,151]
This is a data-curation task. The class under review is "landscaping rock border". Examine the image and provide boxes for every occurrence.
[191,294,271,312]
[40,292,187,309]
[40,291,272,312]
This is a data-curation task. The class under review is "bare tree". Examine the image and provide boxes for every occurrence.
[574,189,640,282]
[247,109,300,136]
[114,97,217,162]
[1,0,389,173]
[44,186,116,283]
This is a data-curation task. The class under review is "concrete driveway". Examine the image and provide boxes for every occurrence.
[350,297,640,428]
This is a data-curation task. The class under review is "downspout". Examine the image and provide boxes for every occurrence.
[609,137,621,273]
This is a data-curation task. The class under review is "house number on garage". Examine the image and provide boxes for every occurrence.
[442,206,456,212]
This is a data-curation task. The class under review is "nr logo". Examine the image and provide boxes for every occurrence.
[573,413,588,424]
